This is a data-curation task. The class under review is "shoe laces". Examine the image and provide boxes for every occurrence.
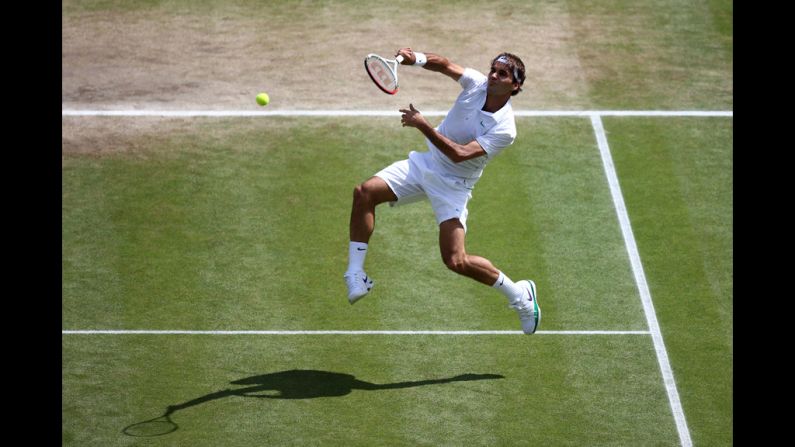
[510,299,534,318]
[345,271,367,285]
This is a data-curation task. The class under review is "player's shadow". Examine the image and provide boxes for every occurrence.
[123,369,504,436]
[228,369,504,399]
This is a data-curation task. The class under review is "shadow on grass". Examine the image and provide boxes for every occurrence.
[123,369,504,437]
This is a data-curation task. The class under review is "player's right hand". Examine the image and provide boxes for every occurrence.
[395,47,415,65]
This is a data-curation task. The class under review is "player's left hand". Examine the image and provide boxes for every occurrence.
[399,104,429,129]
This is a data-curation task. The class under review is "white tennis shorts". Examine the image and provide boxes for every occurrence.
[375,151,474,232]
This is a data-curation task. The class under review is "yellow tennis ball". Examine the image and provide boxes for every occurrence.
[256,92,270,106]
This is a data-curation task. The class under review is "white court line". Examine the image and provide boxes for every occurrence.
[590,115,692,447]
[62,330,650,335]
[61,109,732,117]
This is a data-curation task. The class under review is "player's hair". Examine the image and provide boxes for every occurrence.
[491,52,526,96]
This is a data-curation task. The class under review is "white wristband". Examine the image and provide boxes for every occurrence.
[413,52,427,66]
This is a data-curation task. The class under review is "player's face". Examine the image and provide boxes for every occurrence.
[487,61,518,96]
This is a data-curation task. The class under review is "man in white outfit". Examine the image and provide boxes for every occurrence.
[344,48,540,334]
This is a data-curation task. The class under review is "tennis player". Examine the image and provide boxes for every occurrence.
[345,48,540,334]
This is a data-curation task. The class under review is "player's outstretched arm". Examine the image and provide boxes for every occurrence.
[396,48,465,82]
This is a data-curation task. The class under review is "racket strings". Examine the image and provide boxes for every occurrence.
[365,56,398,94]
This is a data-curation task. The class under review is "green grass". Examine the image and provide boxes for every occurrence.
[606,117,733,446]
[565,0,733,109]
[62,118,646,332]
[63,117,732,445]
[63,333,677,446]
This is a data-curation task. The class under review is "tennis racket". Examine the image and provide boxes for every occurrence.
[364,53,404,95]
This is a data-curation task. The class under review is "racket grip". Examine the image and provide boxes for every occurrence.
[396,55,404,64]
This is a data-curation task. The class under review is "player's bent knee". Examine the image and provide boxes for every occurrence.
[353,183,371,206]
[443,253,468,275]
[355,178,395,207]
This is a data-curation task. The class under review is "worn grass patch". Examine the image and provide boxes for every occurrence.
[63,0,731,110]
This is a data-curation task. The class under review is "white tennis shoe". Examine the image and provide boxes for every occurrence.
[511,280,540,334]
[344,271,374,304]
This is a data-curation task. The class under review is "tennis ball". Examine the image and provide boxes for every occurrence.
[256,92,270,106]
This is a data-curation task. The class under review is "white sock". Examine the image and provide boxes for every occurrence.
[492,271,524,303]
[347,241,368,274]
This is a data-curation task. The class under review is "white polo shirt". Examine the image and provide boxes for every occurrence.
[426,67,517,182]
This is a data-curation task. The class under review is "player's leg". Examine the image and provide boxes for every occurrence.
[345,155,426,304]
[438,218,500,285]
[345,176,397,304]
[350,176,398,243]
[438,218,540,334]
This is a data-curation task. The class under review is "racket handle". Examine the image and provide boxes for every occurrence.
[396,55,404,64]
